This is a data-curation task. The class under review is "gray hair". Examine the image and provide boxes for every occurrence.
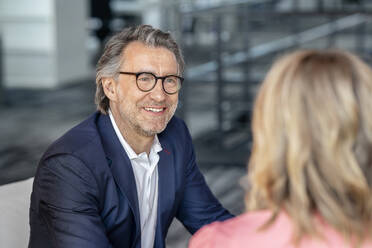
[95,24,185,114]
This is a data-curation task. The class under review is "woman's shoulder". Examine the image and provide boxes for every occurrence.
[189,210,372,248]
[189,210,293,248]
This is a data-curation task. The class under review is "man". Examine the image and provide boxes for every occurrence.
[29,25,233,248]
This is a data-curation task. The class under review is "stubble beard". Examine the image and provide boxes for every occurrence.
[121,101,178,137]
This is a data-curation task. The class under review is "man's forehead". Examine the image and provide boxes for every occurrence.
[122,41,174,58]
[120,41,178,71]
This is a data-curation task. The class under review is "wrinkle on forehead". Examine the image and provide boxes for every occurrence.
[121,41,179,75]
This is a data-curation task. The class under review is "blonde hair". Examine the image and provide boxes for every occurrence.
[246,49,372,244]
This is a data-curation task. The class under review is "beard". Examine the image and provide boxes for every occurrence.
[119,100,178,137]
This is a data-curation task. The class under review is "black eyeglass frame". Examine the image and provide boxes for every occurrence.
[119,71,184,95]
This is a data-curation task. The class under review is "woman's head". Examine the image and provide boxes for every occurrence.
[247,49,372,241]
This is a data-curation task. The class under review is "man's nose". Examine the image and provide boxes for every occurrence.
[149,79,166,101]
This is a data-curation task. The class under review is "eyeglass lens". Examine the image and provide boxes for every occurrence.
[137,73,181,94]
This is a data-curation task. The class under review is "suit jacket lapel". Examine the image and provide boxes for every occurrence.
[97,114,141,241]
[155,136,176,245]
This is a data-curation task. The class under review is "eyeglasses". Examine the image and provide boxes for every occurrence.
[119,71,184,95]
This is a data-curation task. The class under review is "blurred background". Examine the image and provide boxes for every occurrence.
[0,0,372,247]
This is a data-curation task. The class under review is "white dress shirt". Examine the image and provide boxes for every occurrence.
[109,110,162,248]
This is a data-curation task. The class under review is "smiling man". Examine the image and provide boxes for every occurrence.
[29,25,233,248]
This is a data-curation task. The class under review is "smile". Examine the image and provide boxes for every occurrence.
[144,107,165,113]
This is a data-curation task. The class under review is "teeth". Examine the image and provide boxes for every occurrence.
[145,107,163,113]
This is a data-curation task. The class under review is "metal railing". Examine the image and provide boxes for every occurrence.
[161,1,372,162]
[0,35,4,107]
[177,3,372,133]
[187,13,369,78]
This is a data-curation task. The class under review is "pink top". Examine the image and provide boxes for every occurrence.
[189,210,372,248]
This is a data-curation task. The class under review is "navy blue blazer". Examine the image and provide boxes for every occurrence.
[29,112,233,248]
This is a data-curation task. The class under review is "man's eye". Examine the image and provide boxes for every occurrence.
[138,76,152,82]
[165,77,177,84]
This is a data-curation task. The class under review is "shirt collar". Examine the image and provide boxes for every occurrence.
[108,109,162,160]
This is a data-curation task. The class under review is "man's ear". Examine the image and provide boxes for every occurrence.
[102,77,117,101]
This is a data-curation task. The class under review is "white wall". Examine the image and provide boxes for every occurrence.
[0,0,90,88]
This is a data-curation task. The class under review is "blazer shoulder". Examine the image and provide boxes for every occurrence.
[42,112,102,161]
